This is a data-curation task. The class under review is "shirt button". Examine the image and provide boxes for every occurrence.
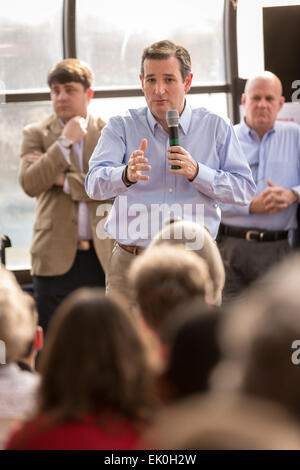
[169,188,173,193]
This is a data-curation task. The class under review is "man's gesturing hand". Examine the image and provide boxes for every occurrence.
[167,146,198,181]
[126,139,151,183]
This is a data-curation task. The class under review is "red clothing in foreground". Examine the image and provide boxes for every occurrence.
[5,413,142,450]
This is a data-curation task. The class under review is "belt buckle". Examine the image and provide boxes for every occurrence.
[245,230,263,242]
[78,240,90,251]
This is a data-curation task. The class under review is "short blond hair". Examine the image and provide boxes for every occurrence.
[0,268,37,362]
[129,245,213,331]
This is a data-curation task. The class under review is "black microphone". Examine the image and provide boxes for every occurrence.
[166,109,180,169]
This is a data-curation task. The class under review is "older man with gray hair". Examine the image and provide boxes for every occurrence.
[219,71,300,301]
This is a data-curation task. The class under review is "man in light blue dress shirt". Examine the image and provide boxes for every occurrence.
[219,71,300,301]
[85,40,255,299]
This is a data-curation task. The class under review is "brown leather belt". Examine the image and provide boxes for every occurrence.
[77,240,93,251]
[117,242,145,255]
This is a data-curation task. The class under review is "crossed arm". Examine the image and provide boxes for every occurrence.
[20,116,88,198]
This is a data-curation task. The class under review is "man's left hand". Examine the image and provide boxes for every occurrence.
[25,151,43,165]
[262,180,299,214]
[55,173,66,186]
[167,146,198,181]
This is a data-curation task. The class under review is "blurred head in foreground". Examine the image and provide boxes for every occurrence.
[149,220,225,306]
[158,299,223,402]
[129,244,214,335]
[141,393,300,450]
[212,254,300,420]
[0,267,42,367]
[38,288,161,422]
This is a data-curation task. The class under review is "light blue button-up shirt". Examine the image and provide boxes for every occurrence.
[221,118,300,230]
[85,103,255,245]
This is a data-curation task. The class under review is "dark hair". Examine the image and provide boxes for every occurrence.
[162,299,222,400]
[141,40,191,81]
[38,288,158,423]
[47,58,94,90]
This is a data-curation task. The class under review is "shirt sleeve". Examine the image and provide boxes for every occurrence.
[85,117,129,201]
[57,142,71,164]
[292,186,300,199]
[63,174,71,195]
[190,120,256,206]
[220,201,251,217]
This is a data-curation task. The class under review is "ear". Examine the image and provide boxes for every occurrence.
[139,74,145,92]
[34,326,44,353]
[184,73,193,93]
[241,93,246,106]
[278,95,285,111]
[87,88,94,100]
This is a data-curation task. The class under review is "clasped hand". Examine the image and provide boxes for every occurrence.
[250,180,298,214]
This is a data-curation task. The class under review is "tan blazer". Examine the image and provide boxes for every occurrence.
[19,114,114,276]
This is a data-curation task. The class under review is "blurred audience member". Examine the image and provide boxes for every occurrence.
[149,219,225,305]
[17,296,43,373]
[6,288,161,450]
[128,245,214,335]
[0,268,40,448]
[141,393,300,450]
[212,253,300,421]
[157,299,222,403]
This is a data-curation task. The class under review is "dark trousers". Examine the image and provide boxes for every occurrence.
[33,248,105,335]
[218,235,291,304]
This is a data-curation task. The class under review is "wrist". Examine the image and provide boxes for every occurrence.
[122,166,136,187]
[188,162,199,182]
[58,135,73,149]
[290,189,299,203]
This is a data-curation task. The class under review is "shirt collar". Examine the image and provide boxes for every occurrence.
[146,101,192,135]
[241,116,276,139]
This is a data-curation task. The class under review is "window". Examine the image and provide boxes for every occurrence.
[0,102,53,269]
[0,0,63,92]
[237,0,300,78]
[76,0,225,88]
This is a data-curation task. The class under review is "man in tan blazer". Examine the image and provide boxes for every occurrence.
[19,59,113,333]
